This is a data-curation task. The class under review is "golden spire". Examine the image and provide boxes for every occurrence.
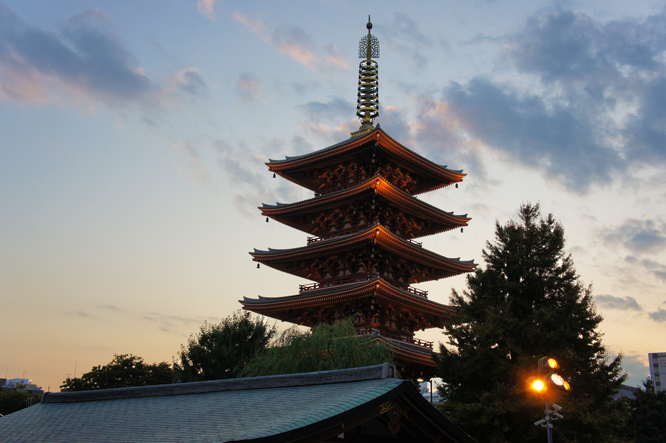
[351,16,379,138]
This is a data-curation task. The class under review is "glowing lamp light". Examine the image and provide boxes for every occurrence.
[548,358,559,370]
[532,380,545,391]
[550,374,565,386]
[528,377,546,392]
[563,381,571,391]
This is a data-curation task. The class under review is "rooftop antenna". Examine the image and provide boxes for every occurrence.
[351,15,380,137]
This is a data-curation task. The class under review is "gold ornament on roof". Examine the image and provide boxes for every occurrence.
[352,16,379,137]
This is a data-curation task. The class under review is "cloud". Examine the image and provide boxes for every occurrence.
[168,67,208,98]
[173,142,213,186]
[99,304,125,312]
[299,120,358,145]
[235,72,265,103]
[637,258,666,283]
[291,135,313,154]
[323,44,349,69]
[197,0,218,21]
[214,139,264,185]
[595,294,642,311]
[232,12,265,35]
[439,77,622,192]
[406,94,492,185]
[510,8,666,167]
[232,12,348,71]
[212,138,305,217]
[423,8,666,193]
[604,219,666,254]
[270,25,315,66]
[0,4,207,108]
[621,354,650,386]
[376,13,434,68]
[648,307,666,323]
[298,97,353,123]
[142,311,211,333]
[623,255,666,284]
[70,310,98,319]
[0,6,151,105]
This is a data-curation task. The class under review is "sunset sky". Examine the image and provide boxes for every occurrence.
[2,0,665,391]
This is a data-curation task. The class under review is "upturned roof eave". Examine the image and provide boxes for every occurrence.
[240,277,457,319]
[250,224,476,271]
[259,175,471,226]
[267,126,465,181]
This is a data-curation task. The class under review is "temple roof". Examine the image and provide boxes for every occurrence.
[251,223,475,283]
[241,275,457,329]
[0,364,477,443]
[268,127,460,174]
[267,126,466,195]
[260,174,470,238]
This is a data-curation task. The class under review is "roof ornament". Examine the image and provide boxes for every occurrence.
[351,16,379,138]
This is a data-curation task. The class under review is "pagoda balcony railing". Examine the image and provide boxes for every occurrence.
[299,274,376,293]
[307,223,423,248]
[314,180,360,197]
[299,274,428,298]
[357,327,434,350]
[384,278,428,298]
[307,225,369,245]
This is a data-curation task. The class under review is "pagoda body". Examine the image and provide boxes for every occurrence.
[241,20,475,377]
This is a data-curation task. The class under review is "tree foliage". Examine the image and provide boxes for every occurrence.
[0,388,41,416]
[177,310,276,381]
[60,354,176,391]
[626,379,666,443]
[436,203,627,443]
[241,317,394,377]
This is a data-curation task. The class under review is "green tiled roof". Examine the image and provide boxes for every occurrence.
[0,363,477,443]
[0,365,402,443]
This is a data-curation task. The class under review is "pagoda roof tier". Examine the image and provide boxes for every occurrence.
[260,174,470,238]
[251,223,475,283]
[241,275,456,330]
[379,336,437,368]
[267,126,465,195]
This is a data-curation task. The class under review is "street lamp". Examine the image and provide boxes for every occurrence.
[528,357,571,443]
[417,378,434,405]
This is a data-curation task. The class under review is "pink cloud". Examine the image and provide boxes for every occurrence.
[173,142,214,187]
[0,5,208,110]
[235,72,265,103]
[197,0,217,21]
[232,12,265,36]
[232,12,347,71]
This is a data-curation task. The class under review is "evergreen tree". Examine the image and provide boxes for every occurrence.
[626,379,666,443]
[436,203,627,443]
[241,317,394,377]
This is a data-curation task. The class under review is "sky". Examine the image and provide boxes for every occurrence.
[1,0,665,392]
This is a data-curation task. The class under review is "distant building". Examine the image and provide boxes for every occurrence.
[0,378,44,396]
[648,352,666,393]
[614,384,639,401]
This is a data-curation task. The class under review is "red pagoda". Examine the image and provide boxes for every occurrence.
[241,18,475,378]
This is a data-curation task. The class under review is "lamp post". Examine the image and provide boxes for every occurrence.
[528,357,570,443]
[417,378,434,405]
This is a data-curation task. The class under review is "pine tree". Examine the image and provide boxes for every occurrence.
[626,379,666,443]
[436,203,627,443]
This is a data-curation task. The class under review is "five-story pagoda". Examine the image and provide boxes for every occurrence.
[242,18,475,378]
